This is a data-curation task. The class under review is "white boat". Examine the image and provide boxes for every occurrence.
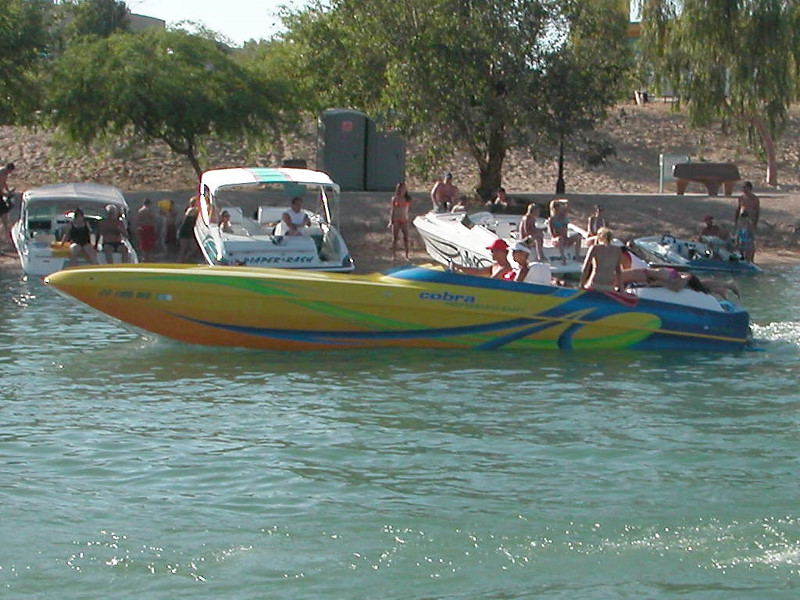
[413,210,588,277]
[632,233,762,274]
[194,167,354,271]
[11,183,138,277]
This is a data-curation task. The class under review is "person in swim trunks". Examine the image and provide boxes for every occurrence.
[135,198,157,262]
[96,204,129,263]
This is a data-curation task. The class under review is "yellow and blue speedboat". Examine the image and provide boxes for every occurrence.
[44,264,750,352]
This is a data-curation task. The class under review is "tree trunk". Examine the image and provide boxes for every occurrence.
[555,135,566,194]
[474,125,506,202]
[748,115,777,186]
[186,150,203,181]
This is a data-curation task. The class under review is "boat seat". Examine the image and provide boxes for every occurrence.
[257,206,286,226]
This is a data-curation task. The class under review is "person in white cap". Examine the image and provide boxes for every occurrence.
[509,242,531,282]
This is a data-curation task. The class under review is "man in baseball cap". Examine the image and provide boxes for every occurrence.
[451,238,512,278]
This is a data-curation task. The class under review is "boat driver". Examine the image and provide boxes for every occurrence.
[282,197,312,236]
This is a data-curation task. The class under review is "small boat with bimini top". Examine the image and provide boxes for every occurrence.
[45,263,750,352]
[11,183,138,277]
[194,167,354,272]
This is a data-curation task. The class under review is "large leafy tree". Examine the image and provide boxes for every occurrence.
[62,0,130,40]
[0,0,50,123]
[281,0,631,198]
[47,29,298,177]
[639,0,800,185]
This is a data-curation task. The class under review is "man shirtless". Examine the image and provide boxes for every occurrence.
[430,172,458,212]
[735,182,760,261]
[736,182,760,227]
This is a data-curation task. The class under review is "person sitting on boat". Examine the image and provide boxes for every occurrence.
[282,197,312,236]
[620,247,740,299]
[579,227,622,292]
[699,215,722,239]
[548,199,582,265]
[451,238,513,279]
[62,207,98,267]
[489,187,513,213]
[219,210,234,233]
[450,196,468,213]
[96,204,129,264]
[518,203,545,262]
[508,242,531,282]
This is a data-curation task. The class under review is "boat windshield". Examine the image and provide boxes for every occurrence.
[25,199,128,221]
[203,182,339,226]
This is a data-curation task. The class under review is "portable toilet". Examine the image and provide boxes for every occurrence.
[317,109,367,191]
[365,119,405,192]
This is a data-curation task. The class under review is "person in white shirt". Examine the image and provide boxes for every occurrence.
[282,197,312,236]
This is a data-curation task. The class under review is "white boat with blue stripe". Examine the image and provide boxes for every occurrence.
[194,167,354,272]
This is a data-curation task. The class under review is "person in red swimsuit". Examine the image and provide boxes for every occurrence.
[389,182,412,262]
[135,198,157,262]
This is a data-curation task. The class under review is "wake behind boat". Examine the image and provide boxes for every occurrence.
[194,167,354,272]
[45,263,750,352]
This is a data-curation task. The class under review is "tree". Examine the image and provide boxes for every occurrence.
[280,0,631,199]
[62,0,130,40]
[0,0,50,124]
[638,0,800,186]
[542,1,633,193]
[46,29,298,177]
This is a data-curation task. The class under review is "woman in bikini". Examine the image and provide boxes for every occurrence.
[62,207,98,266]
[389,182,412,262]
[518,203,545,262]
[548,199,582,264]
[579,227,622,292]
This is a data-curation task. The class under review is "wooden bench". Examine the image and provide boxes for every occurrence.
[673,162,740,196]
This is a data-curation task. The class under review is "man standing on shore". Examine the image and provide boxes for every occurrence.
[735,181,760,261]
[430,172,458,212]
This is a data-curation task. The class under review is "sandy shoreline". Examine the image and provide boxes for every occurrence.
[3,188,799,275]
